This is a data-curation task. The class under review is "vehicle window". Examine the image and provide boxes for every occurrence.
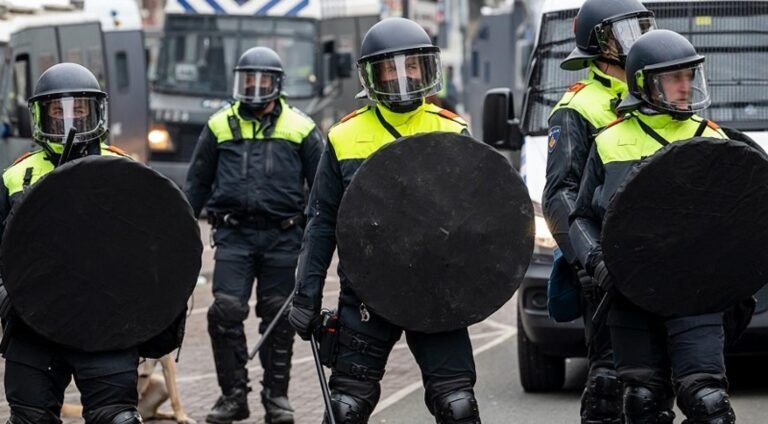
[155,15,317,98]
[116,51,130,92]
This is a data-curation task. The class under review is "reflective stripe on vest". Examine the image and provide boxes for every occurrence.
[596,113,727,165]
[329,103,468,161]
[208,99,315,144]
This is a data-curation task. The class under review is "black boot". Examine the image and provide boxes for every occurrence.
[206,387,250,424]
[262,387,295,424]
[259,297,296,424]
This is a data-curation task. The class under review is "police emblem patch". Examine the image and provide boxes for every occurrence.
[548,126,561,153]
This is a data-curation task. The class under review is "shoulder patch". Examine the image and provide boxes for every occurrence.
[567,82,587,93]
[428,108,467,126]
[340,107,369,123]
[548,126,561,153]
[105,145,128,156]
[604,115,626,130]
[11,151,34,166]
[437,108,460,120]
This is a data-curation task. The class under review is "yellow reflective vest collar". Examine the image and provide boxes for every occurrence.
[328,102,468,161]
[595,112,727,164]
[2,144,125,196]
[208,98,316,144]
[550,63,628,130]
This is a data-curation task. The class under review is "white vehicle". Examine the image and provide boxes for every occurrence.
[483,0,768,392]
[0,0,149,169]
[147,0,380,187]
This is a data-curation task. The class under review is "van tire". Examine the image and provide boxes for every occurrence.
[517,309,566,392]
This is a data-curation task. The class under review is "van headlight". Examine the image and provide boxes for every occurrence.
[148,125,173,152]
[532,202,557,257]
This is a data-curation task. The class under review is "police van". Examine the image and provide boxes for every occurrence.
[146,0,380,188]
[0,0,149,170]
[483,0,768,392]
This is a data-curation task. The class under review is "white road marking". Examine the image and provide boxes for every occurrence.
[175,328,514,384]
[371,327,517,416]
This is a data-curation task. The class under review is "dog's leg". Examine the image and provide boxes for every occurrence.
[159,354,195,424]
[60,403,83,418]
[138,374,169,420]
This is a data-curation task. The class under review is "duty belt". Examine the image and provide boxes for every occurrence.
[208,212,304,230]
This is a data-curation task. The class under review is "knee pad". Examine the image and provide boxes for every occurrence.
[624,385,675,424]
[8,405,60,424]
[581,367,622,423]
[208,294,250,339]
[679,387,735,424]
[328,392,371,424]
[434,390,481,424]
[208,293,250,325]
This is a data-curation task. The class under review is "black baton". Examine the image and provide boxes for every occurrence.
[592,290,614,324]
[311,332,336,424]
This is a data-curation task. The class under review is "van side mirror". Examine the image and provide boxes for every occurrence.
[335,51,353,79]
[482,88,523,150]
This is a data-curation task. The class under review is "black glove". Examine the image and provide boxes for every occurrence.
[577,269,595,290]
[577,268,603,305]
[288,303,321,341]
[592,259,614,292]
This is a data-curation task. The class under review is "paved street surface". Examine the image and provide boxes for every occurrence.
[1,221,766,423]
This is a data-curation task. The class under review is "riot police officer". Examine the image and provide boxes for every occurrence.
[542,0,655,422]
[0,63,142,424]
[288,18,479,424]
[185,46,324,424]
[570,30,734,423]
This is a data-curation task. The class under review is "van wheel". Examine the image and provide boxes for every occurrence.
[517,309,566,392]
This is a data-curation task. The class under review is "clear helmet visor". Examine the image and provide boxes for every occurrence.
[233,70,281,104]
[358,51,442,103]
[597,15,656,58]
[645,63,711,113]
[31,96,107,143]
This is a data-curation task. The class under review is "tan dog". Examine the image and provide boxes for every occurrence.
[61,354,195,423]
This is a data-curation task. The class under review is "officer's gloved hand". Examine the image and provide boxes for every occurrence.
[592,259,614,292]
[288,304,321,341]
[577,269,595,290]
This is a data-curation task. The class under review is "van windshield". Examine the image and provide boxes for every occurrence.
[523,2,768,135]
[154,15,317,98]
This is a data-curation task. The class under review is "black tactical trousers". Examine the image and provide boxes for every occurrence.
[4,336,139,424]
[583,291,615,369]
[327,291,477,420]
[209,223,302,394]
[608,295,728,414]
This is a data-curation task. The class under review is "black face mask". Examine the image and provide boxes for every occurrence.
[382,99,422,113]
[240,101,270,115]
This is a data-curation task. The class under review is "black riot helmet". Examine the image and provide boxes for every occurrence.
[233,47,284,108]
[28,63,108,154]
[618,30,710,119]
[357,17,442,113]
[561,0,656,71]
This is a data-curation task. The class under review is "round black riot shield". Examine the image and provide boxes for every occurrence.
[603,137,768,317]
[0,155,202,352]
[336,132,534,333]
